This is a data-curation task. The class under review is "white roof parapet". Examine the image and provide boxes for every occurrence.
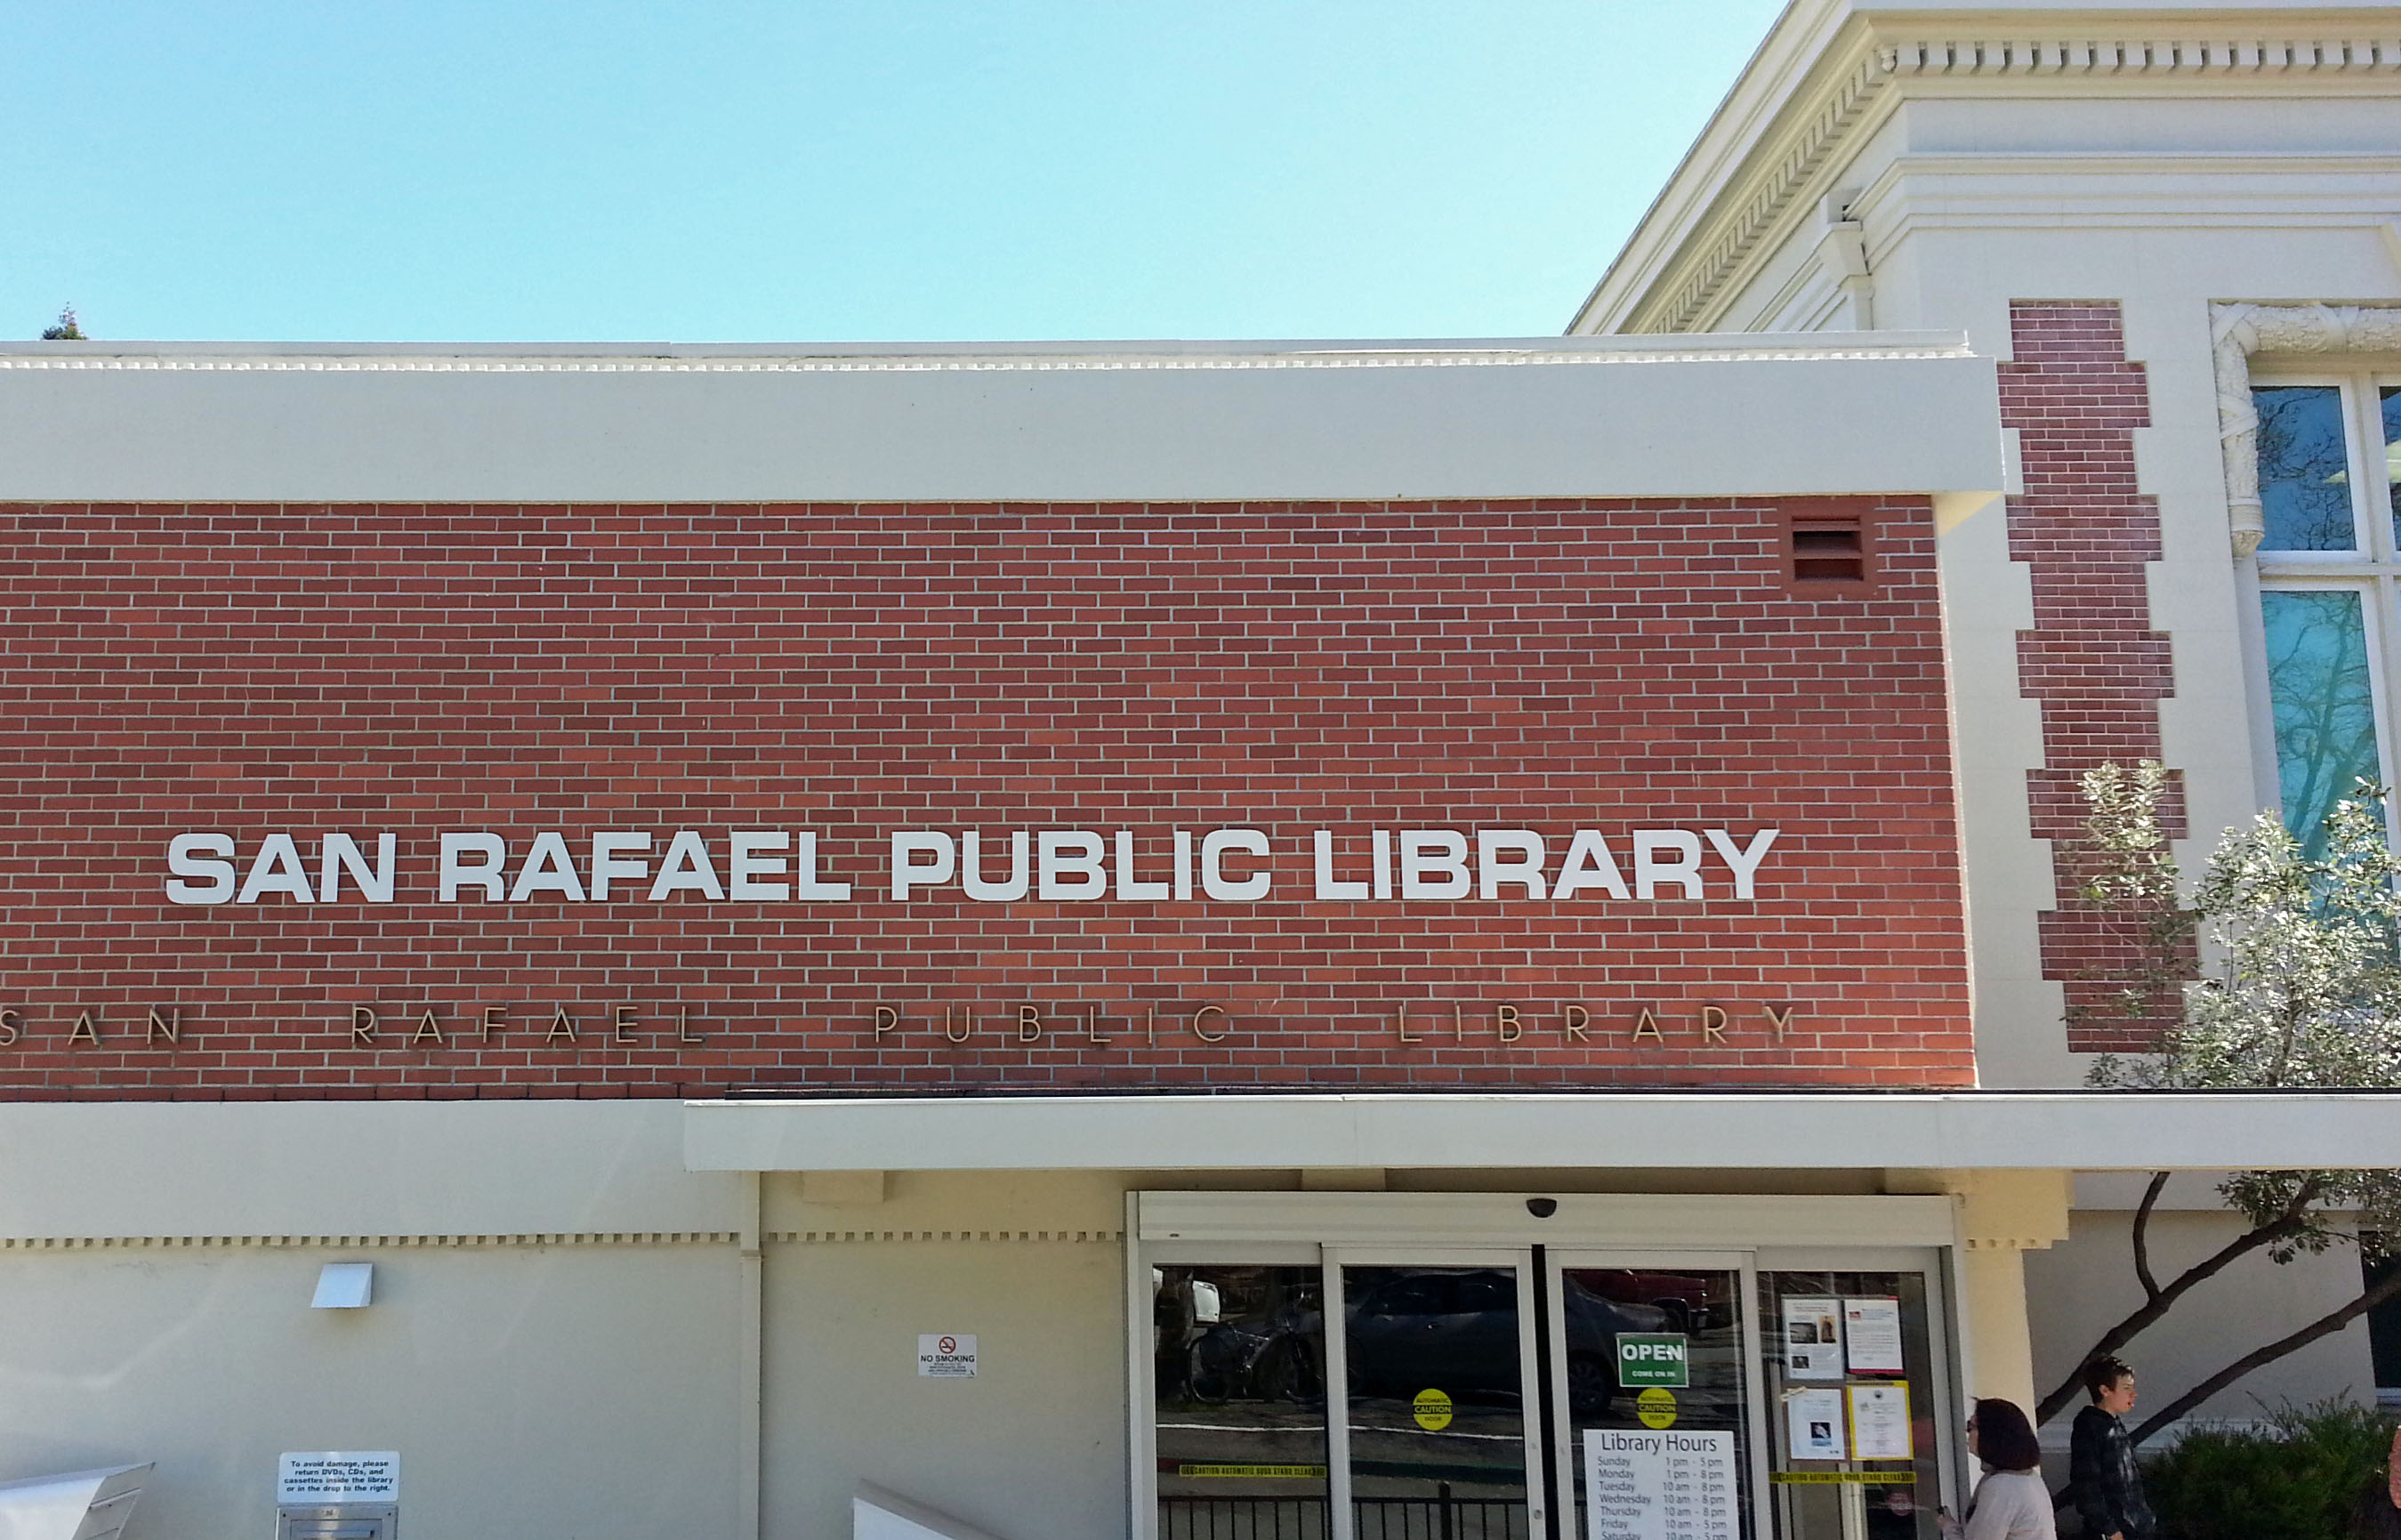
[1573,0,2401,337]
[681,1091,2401,1173]
[0,332,1999,504]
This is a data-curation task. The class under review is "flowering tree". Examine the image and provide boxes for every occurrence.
[2034,762,2401,1441]
[40,305,83,340]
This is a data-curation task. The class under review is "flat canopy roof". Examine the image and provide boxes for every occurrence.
[0,333,2002,504]
[683,1090,2401,1173]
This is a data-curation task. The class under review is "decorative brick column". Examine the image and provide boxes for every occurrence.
[2001,301,2188,1053]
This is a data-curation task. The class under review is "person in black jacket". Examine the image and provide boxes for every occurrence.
[2067,1356,2155,1540]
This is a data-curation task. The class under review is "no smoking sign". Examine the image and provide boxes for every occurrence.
[917,1333,979,1378]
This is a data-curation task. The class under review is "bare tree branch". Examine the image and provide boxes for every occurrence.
[2128,1262,2401,1445]
[2033,1178,2325,1426]
[2131,1171,2171,1299]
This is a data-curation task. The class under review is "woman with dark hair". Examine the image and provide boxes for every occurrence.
[1939,1399,2056,1540]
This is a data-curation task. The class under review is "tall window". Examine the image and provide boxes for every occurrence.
[2252,378,2401,853]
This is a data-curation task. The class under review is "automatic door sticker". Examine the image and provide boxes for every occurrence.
[1414,1389,1454,1431]
[1636,1387,1678,1429]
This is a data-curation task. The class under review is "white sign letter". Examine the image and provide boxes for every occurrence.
[1116,831,1171,900]
[165,833,237,906]
[891,833,956,899]
[1704,827,1779,900]
[1477,829,1547,900]
[649,830,726,901]
[963,831,1030,902]
[590,831,652,900]
[511,831,588,902]
[1038,831,1108,900]
[1314,830,1370,900]
[1551,830,1632,900]
[1399,830,1470,899]
[1632,829,1704,900]
[440,833,506,901]
[319,834,397,904]
[238,834,317,904]
[1201,829,1270,901]
[726,830,789,900]
[791,832,850,901]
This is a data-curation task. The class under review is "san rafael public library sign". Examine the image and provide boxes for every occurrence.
[162,823,1780,907]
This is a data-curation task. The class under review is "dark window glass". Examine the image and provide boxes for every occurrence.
[1156,1264,1329,1540]
[1346,1266,1529,1539]
[2256,385,2357,551]
[2260,589,2384,855]
[2364,1246,2401,1393]
[2382,387,2400,551]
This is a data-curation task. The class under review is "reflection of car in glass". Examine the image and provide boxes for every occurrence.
[1569,1270,1726,1334]
[1344,1270,1665,1413]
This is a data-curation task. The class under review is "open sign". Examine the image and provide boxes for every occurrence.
[1615,1334,1690,1388]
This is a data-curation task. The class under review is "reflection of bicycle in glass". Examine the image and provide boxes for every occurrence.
[1188,1310,1324,1405]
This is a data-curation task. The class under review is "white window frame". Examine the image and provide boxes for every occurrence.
[2248,370,2401,840]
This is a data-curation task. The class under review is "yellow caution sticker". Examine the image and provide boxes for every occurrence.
[1414,1388,1454,1431]
[1636,1387,1679,1429]
[1177,1464,1329,1480]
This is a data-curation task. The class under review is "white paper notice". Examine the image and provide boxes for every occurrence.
[1785,1389,1846,1461]
[1847,1383,1914,1460]
[1781,1296,1843,1380]
[1584,1429,1739,1540]
[917,1333,978,1377]
[278,1452,399,1504]
[1841,1298,1905,1375]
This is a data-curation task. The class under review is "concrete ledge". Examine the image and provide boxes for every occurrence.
[681,1091,2401,1173]
[0,334,1999,503]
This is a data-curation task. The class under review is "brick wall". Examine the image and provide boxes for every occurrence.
[0,497,1972,1098]
[2001,302,2188,1052]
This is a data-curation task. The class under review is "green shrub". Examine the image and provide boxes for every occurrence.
[2147,1399,2396,1540]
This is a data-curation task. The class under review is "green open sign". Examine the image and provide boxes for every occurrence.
[1615,1333,1689,1388]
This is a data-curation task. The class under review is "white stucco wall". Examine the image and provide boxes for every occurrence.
[0,1241,747,1540]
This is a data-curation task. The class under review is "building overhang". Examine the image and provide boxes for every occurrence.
[682,1089,2401,1173]
[0,333,2000,504]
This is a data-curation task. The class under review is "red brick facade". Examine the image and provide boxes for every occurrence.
[0,496,1971,1099]
[2002,302,2187,1052]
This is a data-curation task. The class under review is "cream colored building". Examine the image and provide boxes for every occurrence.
[4,2,2401,1538]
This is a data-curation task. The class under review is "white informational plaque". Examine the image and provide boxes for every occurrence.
[278,1452,399,1504]
[916,1334,978,1377]
[1584,1428,1739,1540]
[1785,1389,1846,1460]
[1847,1383,1914,1460]
[1841,1298,1905,1375]
[1781,1297,1844,1380]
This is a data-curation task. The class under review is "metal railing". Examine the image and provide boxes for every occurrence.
[1161,1487,1530,1540]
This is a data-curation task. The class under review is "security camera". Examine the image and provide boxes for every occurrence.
[1526,1197,1558,1219]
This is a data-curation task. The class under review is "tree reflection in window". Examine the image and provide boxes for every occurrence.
[2256,386,2356,551]
[2262,590,2383,857]
[2382,386,2400,549]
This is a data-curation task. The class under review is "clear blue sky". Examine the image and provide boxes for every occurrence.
[3,2,1786,343]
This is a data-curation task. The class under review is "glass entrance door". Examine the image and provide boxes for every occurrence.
[1153,1243,1954,1540]
[1546,1256,1754,1540]
[1333,1254,1545,1540]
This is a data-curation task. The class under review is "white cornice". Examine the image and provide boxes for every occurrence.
[0,334,1970,372]
[1577,14,2401,338]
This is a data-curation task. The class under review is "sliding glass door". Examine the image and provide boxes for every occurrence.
[1148,1244,1954,1540]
